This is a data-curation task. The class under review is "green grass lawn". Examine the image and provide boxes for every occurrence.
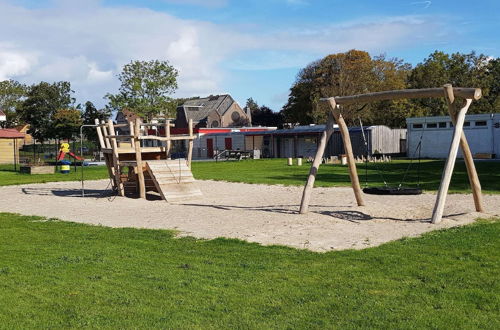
[192,159,500,194]
[0,213,498,328]
[1,159,499,194]
[0,164,109,186]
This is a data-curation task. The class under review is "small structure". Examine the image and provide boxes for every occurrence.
[300,85,484,225]
[0,128,24,165]
[95,118,201,202]
[14,124,33,145]
[0,109,6,122]
[175,94,251,128]
[407,113,500,159]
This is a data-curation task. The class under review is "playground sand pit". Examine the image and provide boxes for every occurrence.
[1,179,499,252]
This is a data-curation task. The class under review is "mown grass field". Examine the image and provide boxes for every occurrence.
[192,159,500,194]
[1,159,500,194]
[0,164,108,186]
[0,213,498,328]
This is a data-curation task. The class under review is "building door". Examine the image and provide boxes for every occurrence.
[224,137,232,150]
[207,138,214,158]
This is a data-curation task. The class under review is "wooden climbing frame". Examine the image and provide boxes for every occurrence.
[299,85,484,224]
[95,117,199,201]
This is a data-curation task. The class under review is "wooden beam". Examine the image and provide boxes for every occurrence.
[299,112,336,214]
[165,119,171,160]
[321,87,481,105]
[134,118,146,199]
[129,121,136,148]
[94,118,105,149]
[100,120,112,148]
[444,84,484,212]
[140,123,175,127]
[431,98,472,224]
[138,135,195,141]
[327,99,365,206]
[187,119,194,168]
[108,119,124,197]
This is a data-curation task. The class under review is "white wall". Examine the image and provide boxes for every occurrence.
[407,114,500,159]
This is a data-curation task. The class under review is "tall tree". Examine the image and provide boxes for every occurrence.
[81,101,111,147]
[282,50,411,126]
[408,51,493,116]
[106,60,179,120]
[0,80,28,128]
[246,98,283,127]
[52,108,83,141]
[20,81,74,143]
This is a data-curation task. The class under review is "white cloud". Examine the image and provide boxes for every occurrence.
[0,1,450,107]
[0,44,38,80]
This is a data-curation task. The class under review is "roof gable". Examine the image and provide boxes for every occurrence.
[181,94,234,122]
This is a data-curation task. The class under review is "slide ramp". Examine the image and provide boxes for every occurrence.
[145,160,202,202]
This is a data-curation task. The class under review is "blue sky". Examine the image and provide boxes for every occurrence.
[0,0,498,111]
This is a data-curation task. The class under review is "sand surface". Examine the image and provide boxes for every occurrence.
[1,179,499,252]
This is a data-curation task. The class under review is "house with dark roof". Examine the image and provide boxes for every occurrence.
[175,94,251,128]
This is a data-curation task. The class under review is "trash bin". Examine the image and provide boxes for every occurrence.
[60,160,71,174]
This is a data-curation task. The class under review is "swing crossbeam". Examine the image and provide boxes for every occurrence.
[300,85,484,224]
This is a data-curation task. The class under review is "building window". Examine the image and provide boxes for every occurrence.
[439,122,447,128]
[475,121,487,126]
[231,111,241,121]
[211,120,219,128]
[464,121,471,127]
[413,123,423,129]
[427,123,437,128]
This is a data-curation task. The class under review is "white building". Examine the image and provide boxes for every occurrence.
[406,113,500,159]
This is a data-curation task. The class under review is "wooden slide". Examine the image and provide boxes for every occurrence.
[145,160,202,202]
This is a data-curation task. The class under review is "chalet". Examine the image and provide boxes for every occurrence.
[175,94,251,129]
[0,128,24,164]
[14,124,33,145]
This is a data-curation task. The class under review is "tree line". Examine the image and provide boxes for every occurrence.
[281,50,500,127]
[0,60,179,146]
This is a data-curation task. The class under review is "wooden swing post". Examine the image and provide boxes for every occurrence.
[443,84,484,213]
[299,112,336,214]
[327,98,365,207]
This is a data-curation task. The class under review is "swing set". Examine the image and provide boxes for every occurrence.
[359,117,424,195]
[299,84,484,224]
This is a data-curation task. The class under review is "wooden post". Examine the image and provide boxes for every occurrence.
[444,84,484,212]
[328,99,365,206]
[187,119,194,168]
[129,121,135,149]
[165,119,171,159]
[431,98,472,224]
[299,112,336,214]
[108,119,124,196]
[94,119,105,149]
[101,120,111,148]
[134,118,146,199]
